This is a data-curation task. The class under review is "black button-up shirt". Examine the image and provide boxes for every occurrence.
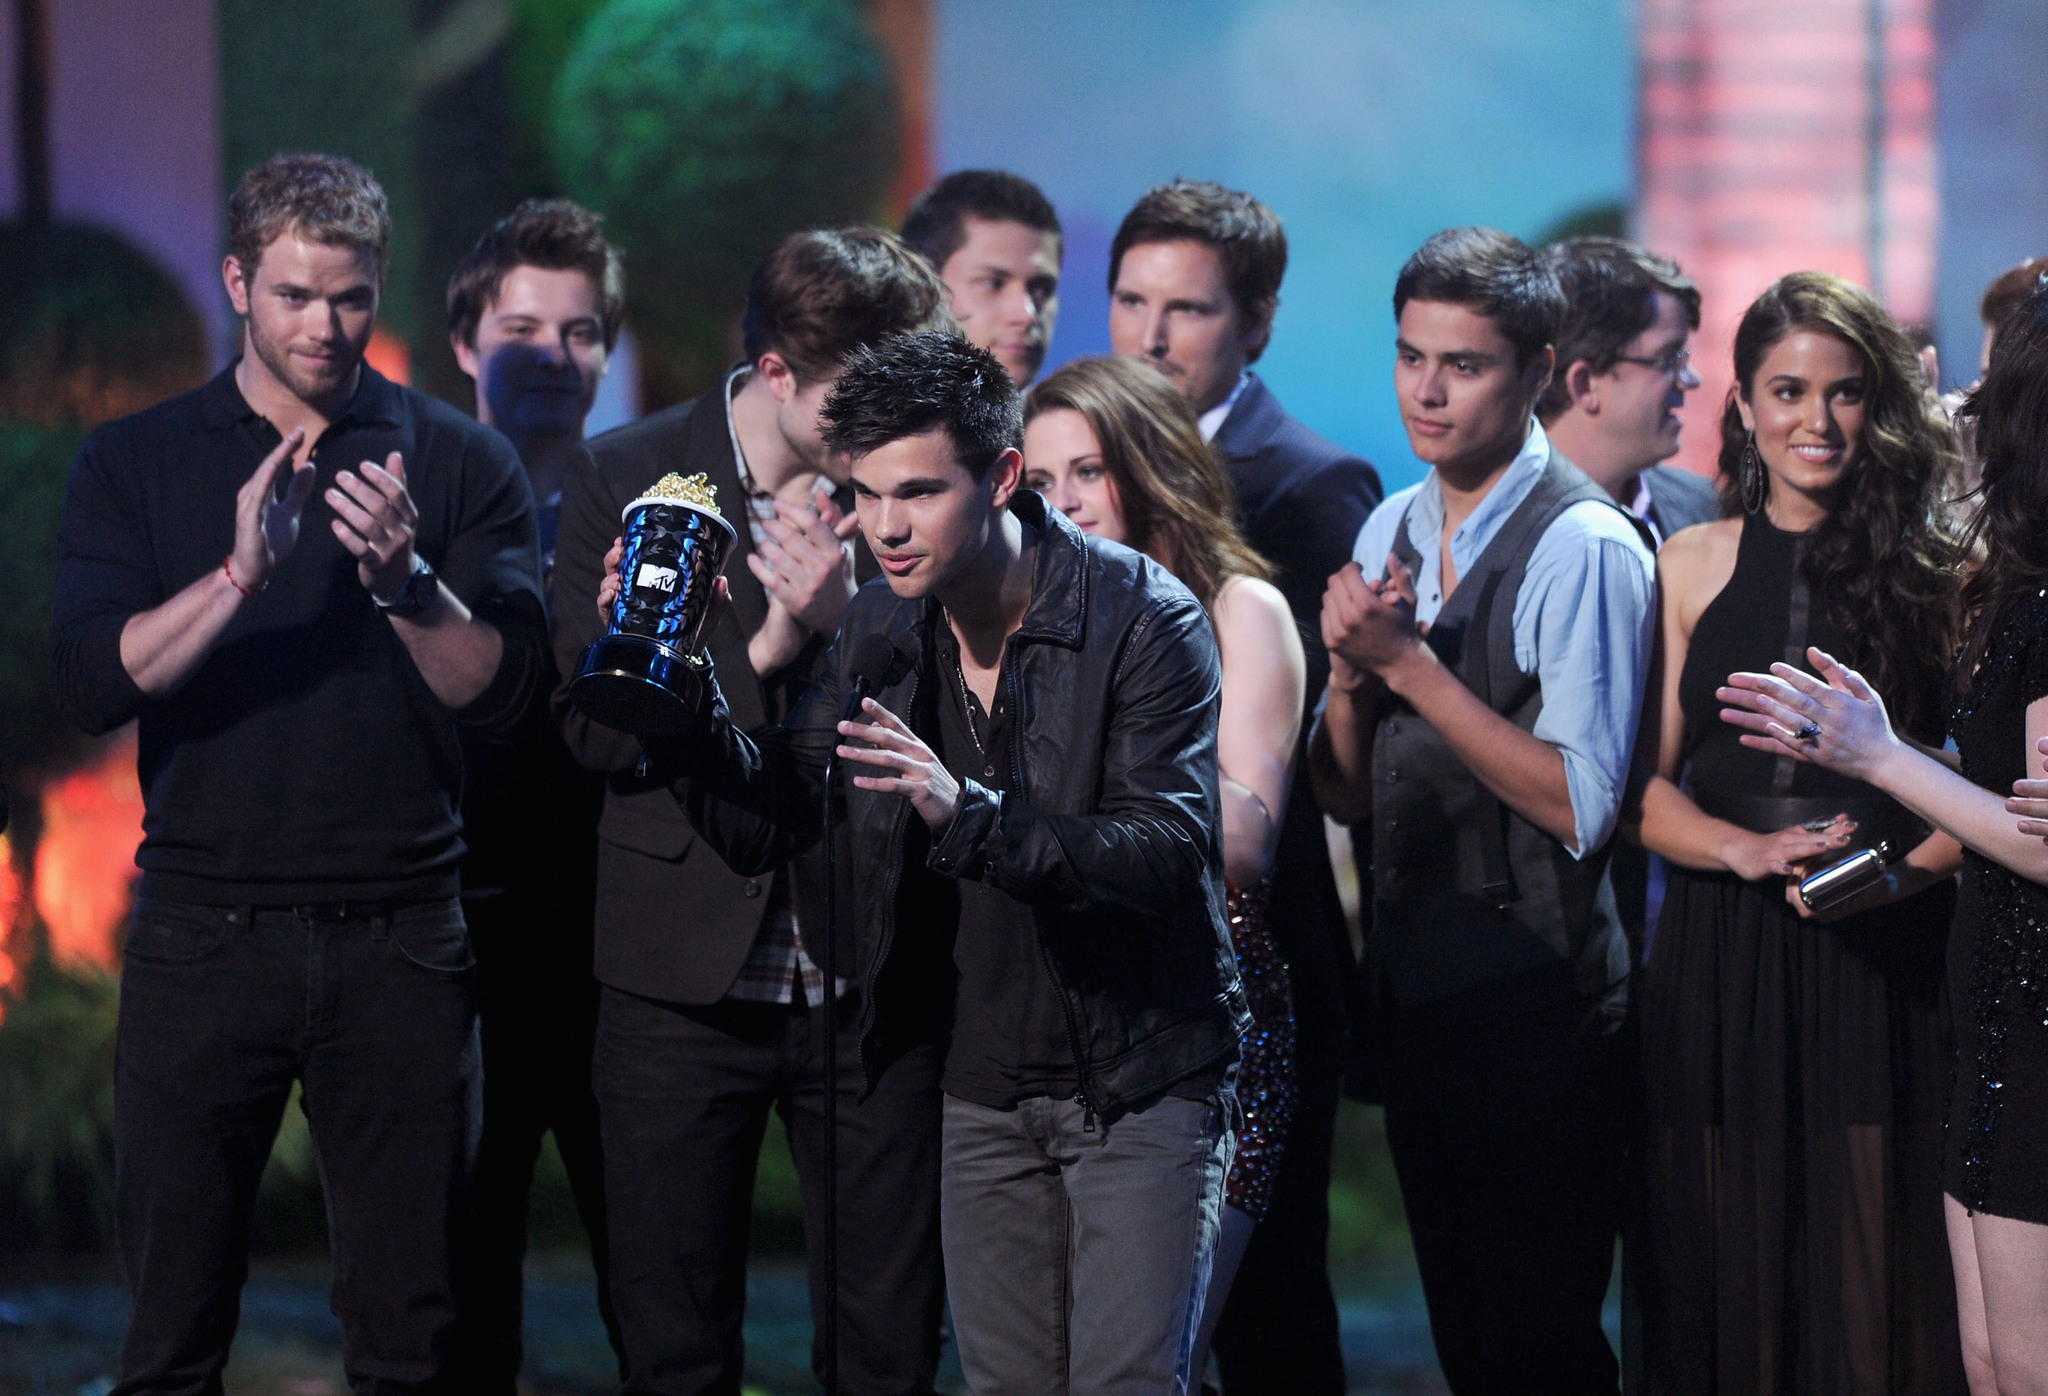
[49,363,545,904]
[933,624,1082,1109]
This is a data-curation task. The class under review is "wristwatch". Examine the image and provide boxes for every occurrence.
[374,553,438,618]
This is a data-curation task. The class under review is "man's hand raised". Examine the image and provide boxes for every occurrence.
[838,697,960,830]
[230,427,313,592]
[328,450,420,601]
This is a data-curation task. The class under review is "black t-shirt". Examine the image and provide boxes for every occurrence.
[49,363,546,905]
[933,625,1081,1108]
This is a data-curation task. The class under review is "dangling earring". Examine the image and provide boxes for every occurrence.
[1740,431,1767,515]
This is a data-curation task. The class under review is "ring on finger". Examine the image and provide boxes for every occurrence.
[1794,721,1822,744]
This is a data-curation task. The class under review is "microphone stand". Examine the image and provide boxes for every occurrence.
[816,677,869,1396]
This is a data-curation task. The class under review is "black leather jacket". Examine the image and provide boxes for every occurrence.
[666,492,1248,1120]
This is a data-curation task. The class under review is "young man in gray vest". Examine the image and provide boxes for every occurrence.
[1309,228,1656,1395]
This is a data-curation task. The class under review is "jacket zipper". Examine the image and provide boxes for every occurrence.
[1007,655,1101,1128]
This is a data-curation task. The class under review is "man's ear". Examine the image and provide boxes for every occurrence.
[223,255,252,317]
[1565,358,1600,415]
[757,350,799,404]
[1239,296,1277,364]
[1524,344,1557,407]
[985,446,1025,511]
[451,332,480,383]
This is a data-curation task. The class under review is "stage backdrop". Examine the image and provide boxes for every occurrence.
[931,0,1637,494]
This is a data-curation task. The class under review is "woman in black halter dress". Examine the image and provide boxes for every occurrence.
[1725,284,2048,1393]
[1632,274,1967,1393]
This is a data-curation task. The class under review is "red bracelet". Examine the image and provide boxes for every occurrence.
[222,555,263,599]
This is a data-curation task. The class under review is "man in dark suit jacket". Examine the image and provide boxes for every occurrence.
[1539,237,1718,945]
[549,228,952,1396]
[1110,178,1383,1396]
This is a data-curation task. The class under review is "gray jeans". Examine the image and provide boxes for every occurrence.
[940,1091,1233,1396]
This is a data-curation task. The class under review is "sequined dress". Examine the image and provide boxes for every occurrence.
[1223,876,1296,1219]
[1946,586,2048,1223]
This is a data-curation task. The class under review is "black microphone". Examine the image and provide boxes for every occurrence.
[841,633,904,718]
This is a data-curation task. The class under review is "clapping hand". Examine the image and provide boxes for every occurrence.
[327,451,421,601]
[1322,556,1425,686]
[230,427,314,592]
[749,491,861,635]
[1718,647,1901,783]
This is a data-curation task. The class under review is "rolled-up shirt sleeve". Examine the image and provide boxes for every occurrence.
[1514,503,1656,858]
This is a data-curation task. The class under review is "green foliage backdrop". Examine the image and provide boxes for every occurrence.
[216,0,421,344]
[552,0,900,404]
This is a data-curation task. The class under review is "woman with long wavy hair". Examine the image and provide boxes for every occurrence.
[1629,272,1968,1392]
[1725,283,2048,1392]
[1020,355,1305,1373]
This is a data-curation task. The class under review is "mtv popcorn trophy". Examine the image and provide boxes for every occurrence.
[568,471,737,738]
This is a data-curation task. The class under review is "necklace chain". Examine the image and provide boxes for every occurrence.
[943,609,1002,775]
[951,640,991,770]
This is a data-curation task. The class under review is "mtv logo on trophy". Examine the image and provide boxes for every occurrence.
[567,471,737,738]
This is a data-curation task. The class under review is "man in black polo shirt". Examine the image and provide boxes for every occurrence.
[48,153,545,1394]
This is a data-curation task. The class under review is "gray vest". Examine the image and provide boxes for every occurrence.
[1369,451,1641,1008]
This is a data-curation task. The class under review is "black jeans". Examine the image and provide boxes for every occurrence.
[594,986,945,1396]
[451,892,620,1393]
[112,898,481,1396]
[1382,965,1634,1396]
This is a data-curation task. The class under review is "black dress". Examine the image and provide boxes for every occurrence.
[1945,586,2048,1223]
[1635,513,1963,1395]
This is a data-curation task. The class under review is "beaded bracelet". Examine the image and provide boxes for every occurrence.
[222,555,264,599]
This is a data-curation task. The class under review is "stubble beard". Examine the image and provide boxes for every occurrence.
[247,314,358,407]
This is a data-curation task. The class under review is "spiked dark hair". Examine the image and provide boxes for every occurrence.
[820,331,1021,479]
[1394,226,1564,367]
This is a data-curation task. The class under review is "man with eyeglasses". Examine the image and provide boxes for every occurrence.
[1535,240,1715,1133]
[1537,238,1713,547]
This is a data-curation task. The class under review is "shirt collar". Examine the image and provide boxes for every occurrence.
[1197,371,1252,443]
[198,358,403,432]
[1627,469,1655,520]
[1408,418,1551,559]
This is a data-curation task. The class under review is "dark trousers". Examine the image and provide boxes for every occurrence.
[112,898,480,1396]
[594,986,945,1396]
[1382,965,1633,1396]
[939,1091,1232,1396]
[451,893,620,1392]
[1210,1038,1346,1394]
